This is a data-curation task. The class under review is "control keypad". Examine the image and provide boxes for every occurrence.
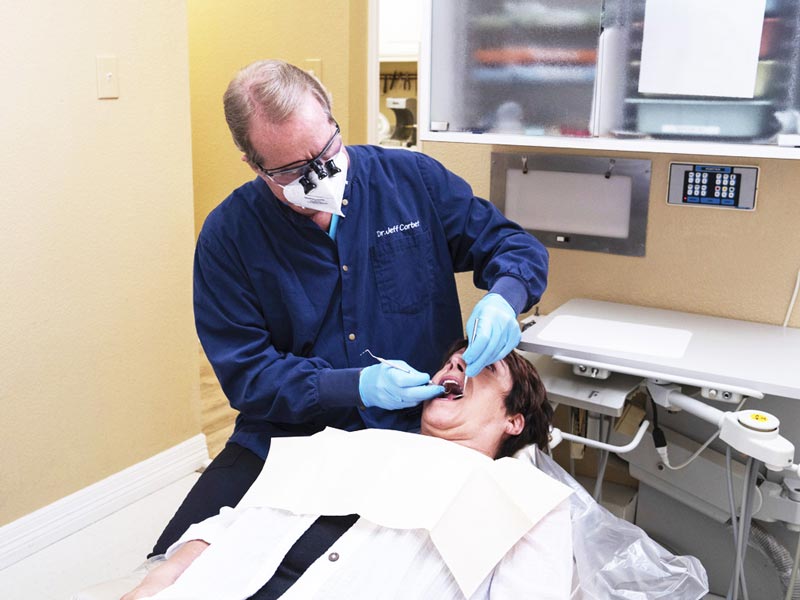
[684,169,739,206]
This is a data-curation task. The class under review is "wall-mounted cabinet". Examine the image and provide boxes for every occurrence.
[419,0,800,159]
[379,0,423,61]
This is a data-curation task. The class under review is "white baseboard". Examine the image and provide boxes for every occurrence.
[0,434,208,571]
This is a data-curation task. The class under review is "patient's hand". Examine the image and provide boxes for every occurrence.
[120,575,173,600]
[120,540,209,600]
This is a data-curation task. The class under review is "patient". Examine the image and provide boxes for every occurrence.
[121,341,570,599]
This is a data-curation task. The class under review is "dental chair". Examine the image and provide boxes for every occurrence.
[521,445,708,600]
[72,443,707,600]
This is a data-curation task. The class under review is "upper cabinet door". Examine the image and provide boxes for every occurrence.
[420,0,800,159]
[427,0,603,136]
[379,0,424,61]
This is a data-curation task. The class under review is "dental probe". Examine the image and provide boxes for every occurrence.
[361,349,439,387]
[360,348,414,373]
[458,317,481,399]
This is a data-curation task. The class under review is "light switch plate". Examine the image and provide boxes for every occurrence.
[96,55,119,99]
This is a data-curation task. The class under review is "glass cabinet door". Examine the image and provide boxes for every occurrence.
[428,0,604,137]
[616,0,800,145]
[425,0,800,153]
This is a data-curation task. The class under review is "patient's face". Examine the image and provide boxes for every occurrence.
[421,350,522,458]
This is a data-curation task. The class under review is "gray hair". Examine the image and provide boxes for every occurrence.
[223,59,333,167]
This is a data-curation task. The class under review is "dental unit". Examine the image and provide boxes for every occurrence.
[518,298,800,600]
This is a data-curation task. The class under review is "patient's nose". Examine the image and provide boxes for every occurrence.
[446,355,466,373]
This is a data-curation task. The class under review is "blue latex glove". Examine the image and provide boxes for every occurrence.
[462,293,521,378]
[359,361,445,410]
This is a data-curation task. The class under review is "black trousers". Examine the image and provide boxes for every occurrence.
[150,443,265,557]
[248,514,358,600]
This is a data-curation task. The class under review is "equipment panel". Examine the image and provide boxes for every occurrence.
[667,163,758,210]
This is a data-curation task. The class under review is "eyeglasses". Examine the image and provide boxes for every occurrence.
[257,123,342,191]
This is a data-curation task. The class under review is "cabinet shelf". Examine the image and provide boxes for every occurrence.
[470,18,599,33]
[470,8,599,31]
[470,65,596,84]
[421,130,800,160]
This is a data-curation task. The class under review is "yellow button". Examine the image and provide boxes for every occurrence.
[342,265,349,272]
[348,333,356,341]
[342,199,349,206]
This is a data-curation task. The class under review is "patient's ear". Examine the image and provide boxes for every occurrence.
[505,413,524,436]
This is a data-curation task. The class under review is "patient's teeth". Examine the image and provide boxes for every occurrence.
[442,380,463,396]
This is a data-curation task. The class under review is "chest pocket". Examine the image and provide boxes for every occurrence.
[370,228,434,314]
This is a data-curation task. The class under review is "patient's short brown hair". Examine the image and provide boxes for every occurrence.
[443,340,553,458]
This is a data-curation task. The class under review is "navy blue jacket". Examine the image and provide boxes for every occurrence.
[194,145,548,458]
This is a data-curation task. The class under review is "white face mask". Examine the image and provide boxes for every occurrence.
[281,150,348,217]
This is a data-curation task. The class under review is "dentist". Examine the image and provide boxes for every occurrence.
[149,59,549,557]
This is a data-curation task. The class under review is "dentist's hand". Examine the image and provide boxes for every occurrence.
[462,293,521,378]
[359,362,445,410]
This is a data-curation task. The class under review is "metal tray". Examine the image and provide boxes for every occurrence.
[625,98,774,138]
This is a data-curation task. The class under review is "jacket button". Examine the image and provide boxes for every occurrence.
[342,199,349,206]
[342,264,349,272]
[328,552,340,562]
[348,333,356,341]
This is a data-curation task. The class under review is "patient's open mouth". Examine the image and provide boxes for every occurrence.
[437,378,463,399]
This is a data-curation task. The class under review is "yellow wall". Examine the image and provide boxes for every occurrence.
[5,0,795,528]
[422,141,800,328]
[188,0,369,235]
[0,0,371,527]
[0,1,200,524]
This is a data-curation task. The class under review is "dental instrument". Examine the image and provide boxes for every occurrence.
[361,348,444,393]
[458,318,481,399]
[360,348,464,401]
[360,348,415,374]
